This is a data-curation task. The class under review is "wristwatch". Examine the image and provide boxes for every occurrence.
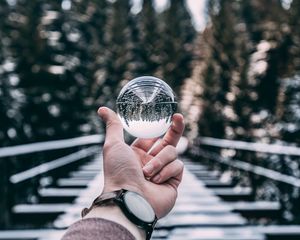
[82,189,158,240]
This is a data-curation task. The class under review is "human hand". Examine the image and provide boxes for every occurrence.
[98,107,185,219]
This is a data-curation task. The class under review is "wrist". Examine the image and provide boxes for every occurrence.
[102,183,144,199]
[84,205,146,240]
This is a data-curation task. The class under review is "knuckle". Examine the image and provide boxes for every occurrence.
[165,144,174,151]
[167,145,178,159]
[161,139,170,148]
[106,119,119,129]
[152,157,163,169]
[176,160,184,171]
[166,145,176,153]
[173,151,178,160]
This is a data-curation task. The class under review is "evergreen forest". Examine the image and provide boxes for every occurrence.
[1,0,300,226]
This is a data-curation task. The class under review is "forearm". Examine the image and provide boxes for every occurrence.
[84,205,146,240]
[61,217,135,240]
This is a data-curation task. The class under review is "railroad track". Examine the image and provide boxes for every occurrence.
[1,136,300,239]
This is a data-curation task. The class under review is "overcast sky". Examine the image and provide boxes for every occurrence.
[131,0,207,31]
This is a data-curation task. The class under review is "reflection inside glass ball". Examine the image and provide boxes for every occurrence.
[116,76,177,138]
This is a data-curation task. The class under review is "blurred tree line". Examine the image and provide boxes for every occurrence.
[0,0,195,226]
[3,0,300,227]
[0,0,195,147]
[1,0,300,177]
[182,0,300,146]
[1,0,300,226]
[180,0,300,223]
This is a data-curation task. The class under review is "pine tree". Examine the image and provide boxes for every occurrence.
[159,0,196,92]
[0,0,30,227]
[222,1,253,141]
[242,0,289,113]
[0,1,21,147]
[197,0,239,138]
[277,0,300,145]
[10,0,102,142]
[1,0,44,144]
[82,0,109,106]
[288,0,300,72]
[199,0,289,141]
[101,0,140,107]
[0,0,9,227]
[137,0,161,75]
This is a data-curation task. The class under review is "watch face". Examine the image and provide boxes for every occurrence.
[124,191,155,223]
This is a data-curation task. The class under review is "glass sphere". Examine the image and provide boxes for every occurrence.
[116,76,177,138]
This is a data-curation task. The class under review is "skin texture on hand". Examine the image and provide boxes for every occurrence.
[98,107,185,219]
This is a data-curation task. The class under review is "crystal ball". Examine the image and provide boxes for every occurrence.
[116,76,177,138]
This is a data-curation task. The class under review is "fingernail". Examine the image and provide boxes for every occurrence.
[152,174,160,183]
[143,163,154,175]
[98,107,107,117]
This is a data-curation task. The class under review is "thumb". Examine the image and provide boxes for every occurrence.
[98,107,124,143]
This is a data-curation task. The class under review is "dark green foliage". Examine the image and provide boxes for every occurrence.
[159,0,196,92]
[0,1,196,227]
[288,0,300,72]
[198,0,238,139]
[189,0,300,224]
[0,0,196,146]
[102,0,137,106]
[137,0,160,75]
[196,0,300,143]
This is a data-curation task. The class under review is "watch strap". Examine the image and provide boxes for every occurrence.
[81,189,157,240]
[81,190,122,217]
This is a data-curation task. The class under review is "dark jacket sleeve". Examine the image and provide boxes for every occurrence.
[61,218,135,240]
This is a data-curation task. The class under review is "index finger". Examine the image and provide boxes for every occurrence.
[150,113,184,156]
[131,137,160,152]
